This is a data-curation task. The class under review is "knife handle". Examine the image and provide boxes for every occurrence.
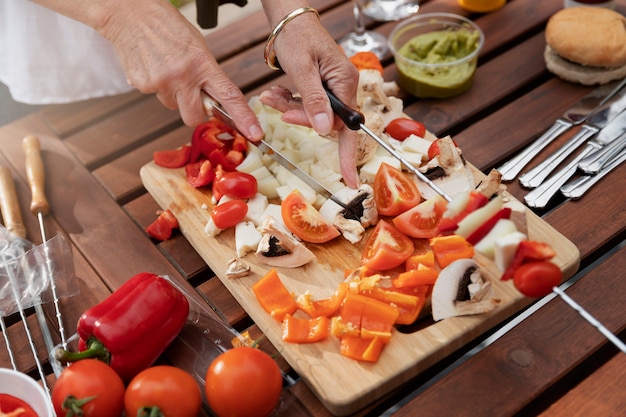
[22,135,50,216]
[0,166,27,238]
[324,85,364,130]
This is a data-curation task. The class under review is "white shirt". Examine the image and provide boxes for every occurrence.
[0,1,133,104]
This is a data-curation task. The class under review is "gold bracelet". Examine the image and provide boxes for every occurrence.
[264,6,320,71]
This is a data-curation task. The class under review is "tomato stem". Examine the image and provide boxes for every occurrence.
[54,337,111,365]
[137,406,165,417]
[62,395,97,417]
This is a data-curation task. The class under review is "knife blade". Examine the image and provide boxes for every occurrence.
[523,110,626,208]
[324,86,452,202]
[200,92,360,219]
[498,77,626,182]
[519,82,626,188]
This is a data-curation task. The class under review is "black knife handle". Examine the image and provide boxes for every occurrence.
[324,85,364,131]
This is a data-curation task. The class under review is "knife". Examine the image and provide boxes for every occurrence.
[577,130,626,174]
[519,83,626,188]
[200,93,360,219]
[498,77,626,182]
[560,147,626,200]
[523,109,626,208]
[324,87,452,202]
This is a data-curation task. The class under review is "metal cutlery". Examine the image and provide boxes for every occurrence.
[577,132,626,174]
[498,78,626,182]
[523,112,626,208]
[519,87,626,188]
[560,148,626,200]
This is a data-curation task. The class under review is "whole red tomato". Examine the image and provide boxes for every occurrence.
[124,366,201,417]
[513,261,562,298]
[385,118,426,140]
[52,359,125,417]
[205,347,283,417]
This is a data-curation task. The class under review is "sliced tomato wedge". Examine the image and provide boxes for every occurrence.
[373,163,422,217]
[361,220,414,271]
[281,190,340,244]
[392,195,448,239]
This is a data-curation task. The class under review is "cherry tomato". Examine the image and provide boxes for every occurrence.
[513,261,562,298]
[373,163,422,217]
[211,199,248,230]
[214,171,257,199]
[125,366,201,417]
[153,145,192,168]
[205,347,283,417]
[145,209,179,241]
[392,195,448,239]
[385,118,426,140]
[427,138,459,160]
[0,394,38,417]
[362,220,414,271]
[281,189,340,243]
[52,359,125,417]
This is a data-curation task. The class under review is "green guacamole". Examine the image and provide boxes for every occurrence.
[396,28,481,98]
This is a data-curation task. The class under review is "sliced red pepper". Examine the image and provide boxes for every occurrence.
[56,272,189,382]
[185,159,215,188]
[466,207,512,245]
[0,393,39,417]
[153,145,192,168]
[430,235,475,269]
[438,191,490,234]
[208,148,243,172]
[253,269,298,322]
[501,240,556,281]
[145,209,179,241]
[231,132,249,153]
[190,119,227,162]
[282,314,330,343]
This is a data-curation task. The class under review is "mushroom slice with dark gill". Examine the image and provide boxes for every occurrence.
[256,215,316,268]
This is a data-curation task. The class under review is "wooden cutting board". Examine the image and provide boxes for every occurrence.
[141,160,580,416]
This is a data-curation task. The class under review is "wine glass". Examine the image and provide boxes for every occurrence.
[338,0,389,59]
[362,0,420,22]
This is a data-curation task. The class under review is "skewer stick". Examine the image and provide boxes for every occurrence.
[0,166,27,238]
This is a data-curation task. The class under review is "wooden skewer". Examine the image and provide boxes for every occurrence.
[0,166,27,238]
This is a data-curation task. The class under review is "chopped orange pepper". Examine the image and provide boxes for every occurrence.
[349,51,384,74]
[296,282,348,318]
[282,314,330,343]
[341,292,399,335]
[392,265,439,288]
[330,316,360,338]
[252,269,297,322]
[430,235,475,269]
[361,286,427,325]
[340,335,386,362]
[405,251,436,270]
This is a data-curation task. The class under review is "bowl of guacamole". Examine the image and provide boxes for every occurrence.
[389,13,484,99]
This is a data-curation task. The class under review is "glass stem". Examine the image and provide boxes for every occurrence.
[354,0,366,37]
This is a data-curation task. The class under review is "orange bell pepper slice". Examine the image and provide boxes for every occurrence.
[405,251,436,270]
[430,234,475,269]
[282,314,330,344]
[340,335,386,362]
[392,265,439,288]
[252,269,297,322]
[341,292,399,335]
[362,286,428,325]
[296,282,348,318]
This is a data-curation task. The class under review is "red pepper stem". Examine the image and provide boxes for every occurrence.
[54,338,111,364]
[137,407,165,417]
[62,395,97,417]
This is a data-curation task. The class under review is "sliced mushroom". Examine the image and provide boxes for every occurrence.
[431,259,501,321]
[256,216,316,268]
[318,184,379,243]
[475,168,504,199]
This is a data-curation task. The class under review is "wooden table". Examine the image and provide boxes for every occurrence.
[0,0,624,415]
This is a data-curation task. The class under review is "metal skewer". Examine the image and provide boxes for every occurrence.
[23,135,66,376]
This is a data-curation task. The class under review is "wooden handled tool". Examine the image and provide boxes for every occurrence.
[0,166,27,238]
[22,135,50,218]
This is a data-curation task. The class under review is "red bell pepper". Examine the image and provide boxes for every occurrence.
[145,209,179,241]
[56,272,189,382]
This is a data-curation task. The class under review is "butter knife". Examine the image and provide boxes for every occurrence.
[560,148,626,200]
[524,109,626,208]
[519,83,626,188]
[577,131,626,174]
[200,93,359,218]
[498,77,626,182]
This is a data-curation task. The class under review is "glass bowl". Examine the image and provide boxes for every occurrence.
[389,13,484,99]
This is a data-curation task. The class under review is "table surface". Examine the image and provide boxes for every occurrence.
[1,0,625,416]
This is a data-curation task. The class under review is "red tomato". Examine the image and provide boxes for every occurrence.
[52,359,125,417]
[153,145,192,168]
[362,220,414,271]
[513,261,562,298]
[392,195,448,239]
[0,394,38,417]
[281,190,340,243]
[427,138,459,160]
[211,199,248,230]
[501,240,557,280]
[125,366,201,417]
[185,159,215,188]
[373,163,422,217]
[145,209,179,241]
[205,347,283,417]
[385,118,426,140]
[214,171,257,199]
